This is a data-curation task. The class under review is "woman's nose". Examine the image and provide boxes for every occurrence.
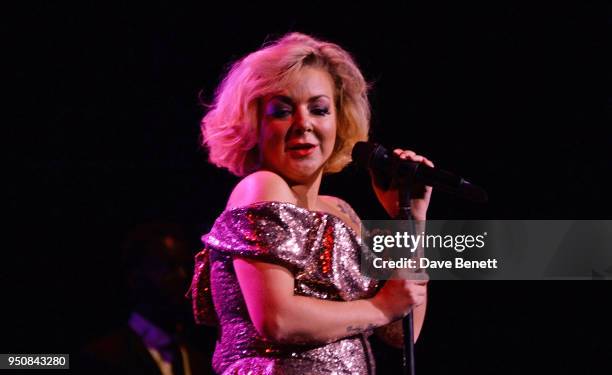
[292,107,314,133]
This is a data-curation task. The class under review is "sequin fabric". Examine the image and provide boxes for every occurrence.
[190,201,381,374]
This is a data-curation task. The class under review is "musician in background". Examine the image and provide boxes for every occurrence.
[81,222,214,375]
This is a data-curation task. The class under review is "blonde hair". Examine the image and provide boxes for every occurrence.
[201,32,370,176]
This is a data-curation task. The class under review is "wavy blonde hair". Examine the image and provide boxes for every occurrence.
[201,32,370,176]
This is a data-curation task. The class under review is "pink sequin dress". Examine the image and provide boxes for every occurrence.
[190,201,381,374]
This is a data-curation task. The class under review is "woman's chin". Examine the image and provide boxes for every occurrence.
[284,163,324,183]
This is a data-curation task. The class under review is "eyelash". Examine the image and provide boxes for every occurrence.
[269,107,330,118]
[270,109,291,118]
[311,107,330,116]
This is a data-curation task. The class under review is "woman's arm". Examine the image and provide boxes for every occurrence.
[368,148,434,346]
[234,257,425,344]
[233,258,386,343]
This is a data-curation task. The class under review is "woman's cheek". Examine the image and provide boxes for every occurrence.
[324,123,337,157]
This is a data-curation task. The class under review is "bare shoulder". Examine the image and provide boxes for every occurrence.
[227,171,297,209]
[318,195,362,231]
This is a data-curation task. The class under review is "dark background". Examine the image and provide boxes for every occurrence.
[6,1,609,374]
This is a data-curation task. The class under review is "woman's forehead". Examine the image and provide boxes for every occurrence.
[268,67,335,101]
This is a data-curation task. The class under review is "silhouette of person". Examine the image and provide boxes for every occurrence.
[79,221,214,375]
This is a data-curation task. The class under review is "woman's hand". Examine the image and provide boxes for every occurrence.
[372,278,428,322]
[371,149,434,220]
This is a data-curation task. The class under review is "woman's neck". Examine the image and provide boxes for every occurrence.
[289,172,323,210]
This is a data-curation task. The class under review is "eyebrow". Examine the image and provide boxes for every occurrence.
[270,95,331,105]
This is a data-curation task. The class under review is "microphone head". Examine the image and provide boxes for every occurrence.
[352,141,391,170]
[352,141,394,190]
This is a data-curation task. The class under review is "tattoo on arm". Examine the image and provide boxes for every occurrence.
[347,323,377,334]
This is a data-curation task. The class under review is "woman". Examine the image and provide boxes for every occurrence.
[190,32,433,374]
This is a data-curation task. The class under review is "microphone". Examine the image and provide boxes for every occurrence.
[351,141,488,203]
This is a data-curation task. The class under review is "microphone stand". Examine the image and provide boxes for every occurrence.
[396,177,416,375]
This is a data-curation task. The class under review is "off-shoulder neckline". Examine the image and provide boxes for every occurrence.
[225,200,361,239]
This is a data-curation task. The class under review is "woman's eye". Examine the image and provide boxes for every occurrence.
[268,106,292,118]
[311,107,330,116]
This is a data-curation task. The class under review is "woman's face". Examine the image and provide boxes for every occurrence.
[258,66,337,184]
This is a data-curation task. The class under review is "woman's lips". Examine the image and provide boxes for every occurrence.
[287,144,317,157]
